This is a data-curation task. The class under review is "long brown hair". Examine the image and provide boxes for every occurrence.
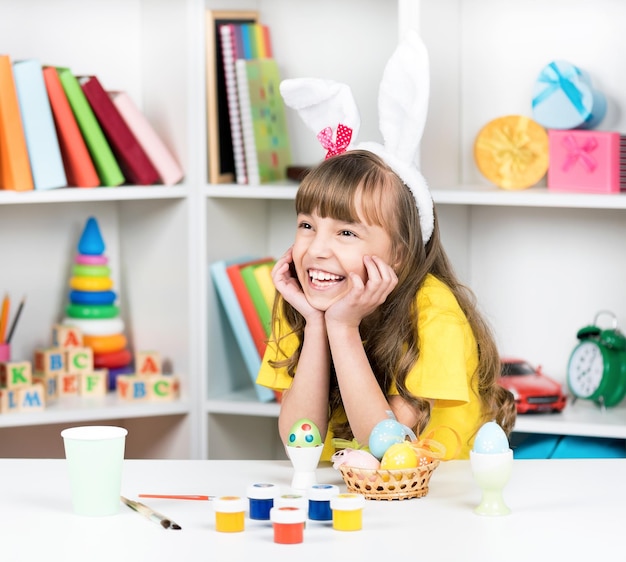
[271,150,516,441]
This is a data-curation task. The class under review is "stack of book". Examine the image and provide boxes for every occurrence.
[0,55,184,191]
[210,256,277,402]
[217,21,292,185]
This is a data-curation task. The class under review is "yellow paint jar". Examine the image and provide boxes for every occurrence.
[330,493,366,531]
[214,496,246,532]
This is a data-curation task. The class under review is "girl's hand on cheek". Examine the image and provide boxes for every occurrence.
[326,255,398,328]
[272,248,322,320]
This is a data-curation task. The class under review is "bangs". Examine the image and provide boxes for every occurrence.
[295,151,396,227]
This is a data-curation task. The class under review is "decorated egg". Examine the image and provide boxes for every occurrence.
[287,418,323,447]
[380,442,418,470]
[368,419,410,459]
[473,421,509,454]
[331,448,381,470]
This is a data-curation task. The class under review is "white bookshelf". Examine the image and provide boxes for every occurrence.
[1,0,625,460]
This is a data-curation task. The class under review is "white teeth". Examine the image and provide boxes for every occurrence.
[309,269,343,281]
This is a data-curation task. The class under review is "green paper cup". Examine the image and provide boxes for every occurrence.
[61,425,127,516]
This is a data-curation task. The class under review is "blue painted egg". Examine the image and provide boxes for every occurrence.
[473,421,509,454]
[368,419,409,459]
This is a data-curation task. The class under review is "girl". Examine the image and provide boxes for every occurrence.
[256,149,516,460]
[256,30,516,460]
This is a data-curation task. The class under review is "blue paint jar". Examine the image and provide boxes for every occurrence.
[307,484,339,521]
[247,483,279,520]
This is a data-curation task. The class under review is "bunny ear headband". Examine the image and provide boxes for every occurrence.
[279,29,434,244]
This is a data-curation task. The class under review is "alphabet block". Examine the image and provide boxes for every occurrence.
[52,324,83,348]
[116,375,150,401]
[0,388,19,412]
[148,375,180,401]
[58,373,79,396]
[65,347,94,375]
[79,370,107,396]
[0,361,32,388]
[33,348,65,376]
[135,351,162,375]
[18,384,45,411]
[32,372,59,401]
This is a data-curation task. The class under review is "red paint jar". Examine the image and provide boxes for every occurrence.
[269,506,306,544]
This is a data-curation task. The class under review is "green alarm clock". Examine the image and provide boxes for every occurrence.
[566,311,626,408]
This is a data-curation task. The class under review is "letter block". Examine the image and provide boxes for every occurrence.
[135,351,162,376]
[0,388,19,412]
[33,348,65,376]
[0,361,32,388]
[32,372,59,401]
[58,373,80,396]
[79,370,107,396]
[116,375,150,401]
[52,324,83,348]
[148,375,180,401]
[65,347,94,375]
[18,384,45,411]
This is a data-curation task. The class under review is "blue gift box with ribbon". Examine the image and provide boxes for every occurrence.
[532,60,606,130]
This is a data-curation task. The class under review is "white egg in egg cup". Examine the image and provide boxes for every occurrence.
[470,448,513,516]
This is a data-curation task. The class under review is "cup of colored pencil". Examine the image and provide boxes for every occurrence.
[0,294,26,362]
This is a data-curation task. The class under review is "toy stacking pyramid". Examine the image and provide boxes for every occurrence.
[63,217,133,388]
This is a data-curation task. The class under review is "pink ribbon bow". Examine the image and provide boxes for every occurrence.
[317,123,353,159]
[562,134,598,173]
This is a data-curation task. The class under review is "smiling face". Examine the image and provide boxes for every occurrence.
[292,151,407,312]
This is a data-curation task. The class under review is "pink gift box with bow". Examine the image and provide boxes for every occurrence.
[547,129,625,193]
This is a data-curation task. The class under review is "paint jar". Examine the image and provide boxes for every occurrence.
[330,493,366,531]
[214,496,246,532]
[307,484,339,521]
[274,493,308,512]
[247,482,279,520]
[270,507,306,544]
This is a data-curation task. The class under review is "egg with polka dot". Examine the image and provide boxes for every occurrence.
[287,418,323,447]
[473,421,510,454]
[368,419,411,459]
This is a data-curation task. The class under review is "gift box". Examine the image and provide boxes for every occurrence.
[474,115,549,190]
[532,60,606,130]
[547,129,625,194]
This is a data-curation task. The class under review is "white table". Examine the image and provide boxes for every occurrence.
[1,458,624,561]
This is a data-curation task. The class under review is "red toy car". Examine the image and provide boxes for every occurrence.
[499,358,567,414]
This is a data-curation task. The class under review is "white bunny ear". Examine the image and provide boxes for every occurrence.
[378,29,430,163]
[357,30,434,243]
[280,78,360,158]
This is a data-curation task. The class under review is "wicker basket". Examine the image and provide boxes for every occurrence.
[338,459,440,500]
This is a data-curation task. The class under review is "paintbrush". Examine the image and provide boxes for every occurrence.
[121,496,182,530]
[139,493,214,501]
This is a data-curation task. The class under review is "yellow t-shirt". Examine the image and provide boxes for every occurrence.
[256,274,482,460]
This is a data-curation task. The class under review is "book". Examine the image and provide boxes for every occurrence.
[0,54,34,191]
[56,67,124,187]
[79,76,159,186]
[252,261,276,312]
[12,59,67,190]
[219,23,248,185]
[226,258,271,358]
[240,259,275,336]
[236,58,292,184]
[108,90,184,186]
[43,66,100,188]
[210,258,275,403]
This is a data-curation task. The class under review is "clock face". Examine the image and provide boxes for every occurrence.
[568,341,605,398]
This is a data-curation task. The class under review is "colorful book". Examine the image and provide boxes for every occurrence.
[240,259,275,336]
[13,59,67,190]
[226,258,271,358]
[79,76,159,186]
[236,58,292,184]
[219,23,248,185]
[0,54,33,191]
[253,261,276,312]
[210,258,275,403]
[43,66,100,188]
[108,90,184,186]
[57,67,124,187]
